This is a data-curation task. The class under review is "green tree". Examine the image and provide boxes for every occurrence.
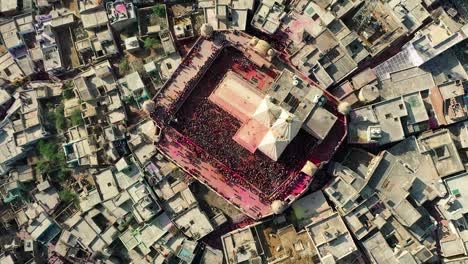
[36,159,50,174]
[59,189,77,204]
[63,89,75,99]
[70,109,82,127]
[36,140,68,180]
[152,5,166,17]
[55,105,66,131]
[37,140,67,168]
[119,57,130,75]
[37,140,58,160]
[143,37,160,49]
[46,110,56,130]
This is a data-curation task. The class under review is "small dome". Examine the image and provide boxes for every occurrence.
[267,49,276,57]
[200,23,214,38]
[254,40,271,56]
[301,161,318,176]
[249,37,259,46]
[337,102,351,115]
[142,100,156,114]
[358,84,380,103]
[271,200,286,214]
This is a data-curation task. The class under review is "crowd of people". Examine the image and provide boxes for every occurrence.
[153,39,223,123]
[171,48,305,197]
[152,33,317,204]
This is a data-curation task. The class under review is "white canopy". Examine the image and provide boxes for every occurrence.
[258,110,301,161]
[251,96,281,127]
[257,130,289,161]
[271,110,302,140]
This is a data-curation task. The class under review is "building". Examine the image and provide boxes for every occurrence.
[75,25,119,65]
[34,180,60,213]
[251,0,286,34]
[362,230,432,263]
[198,0,254,31]
[200,246,223,264]
[0,15,36,79]
[64,211,118,255]
[26,207,61,245]
[438,172,468,259]
[63,126,100,167]
[373,8,467,81]
[430,80,468,126]
[0,52,27,83]
[106,0,136,31]
[118,71,149,108]
[344,0,431,56]
[72,60,125,126]
[159,29,177,55]
[0,90,48,168]
[306,212,361,263]
[323,147,438,262]
[0,0,18,15]
[79,0,109,30]
[324,149,377,213]
[173,15,194,40]
[38,24,65,75]
[137,4,168,37]
[290,28,360,88]
[348,89,434,146]
[119,212,173,259]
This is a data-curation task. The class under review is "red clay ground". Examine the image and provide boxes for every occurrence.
[172,47,318,195]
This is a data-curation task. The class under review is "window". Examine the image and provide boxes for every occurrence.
[4,68,11,76]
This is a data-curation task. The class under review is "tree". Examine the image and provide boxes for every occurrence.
[36,140,68,180]
[36,159,50,174]
[55,105,66,131]
[119,57,130,75]
[46,109,56,130]
[37,140,67,167]
[56,170,69,182]
[63,89,75,99]
[59,189,77,204]
[143,37,160,49]
[152,5,165,17]
[70,109,82,127]
[37,140,58,160]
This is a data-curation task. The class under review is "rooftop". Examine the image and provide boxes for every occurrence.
[173,206,214,240]
[349,90,433,145]
[417,129,465,178]
[362,231,399,263]
[251,0,286,34]
[306,212,360,263]
[222,225,261,264]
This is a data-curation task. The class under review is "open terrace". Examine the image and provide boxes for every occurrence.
[152,31,347,219]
